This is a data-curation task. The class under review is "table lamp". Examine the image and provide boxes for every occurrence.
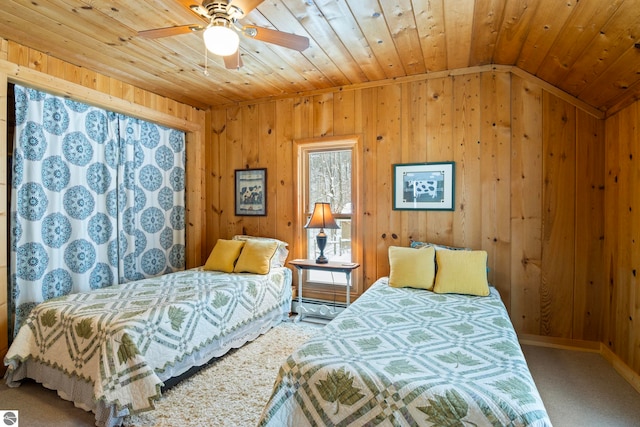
[304,202,339,264]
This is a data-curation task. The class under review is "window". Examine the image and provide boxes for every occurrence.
[296,136,361,297]
[306,150,352,281]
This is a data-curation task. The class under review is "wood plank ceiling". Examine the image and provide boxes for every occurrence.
[1,0,639,113]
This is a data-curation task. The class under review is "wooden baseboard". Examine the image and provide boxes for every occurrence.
[519,334,640,396]
[600,344,640,395]
[518,334,601,352]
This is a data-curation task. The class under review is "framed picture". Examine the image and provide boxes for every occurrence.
[235,168,267,216]
[392,162,455,210]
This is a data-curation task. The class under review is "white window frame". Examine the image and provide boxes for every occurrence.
[294,135,362,300]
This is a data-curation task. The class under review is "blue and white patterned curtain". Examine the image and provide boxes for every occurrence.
[115,116,186,283]
[10,85,186,333]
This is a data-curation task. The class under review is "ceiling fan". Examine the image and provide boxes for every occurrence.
[138,0,310,69]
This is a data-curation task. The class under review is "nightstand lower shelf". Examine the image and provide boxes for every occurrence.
[288,259,360,322]
[293,298,347,321]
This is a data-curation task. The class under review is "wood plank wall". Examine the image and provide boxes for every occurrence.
[0,39,8,375]
[604,99,640,374]
[0,39,207,374]
[207,69,608,349]
[3,38,637,381]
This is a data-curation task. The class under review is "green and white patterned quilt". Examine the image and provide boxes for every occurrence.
[5,268,292,415]
[259,277,552,427]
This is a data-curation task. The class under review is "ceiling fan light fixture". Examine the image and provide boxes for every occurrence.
[203,24,239,56]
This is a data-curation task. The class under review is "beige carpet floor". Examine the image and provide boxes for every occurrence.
[2,322,640,426]
[521,344,640,427]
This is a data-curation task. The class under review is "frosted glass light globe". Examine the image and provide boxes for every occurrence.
[203,25,240,56]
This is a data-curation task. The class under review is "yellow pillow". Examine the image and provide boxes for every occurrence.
[434,249,490,296]
[388,246,436,290]
[233,240,279,275]
[232,235,289,267]
[203,239,245,273]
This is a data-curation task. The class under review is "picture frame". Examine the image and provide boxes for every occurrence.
[235,168,267,216]
[392,162,455,211]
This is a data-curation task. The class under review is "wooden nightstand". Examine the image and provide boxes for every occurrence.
[289,259,360,321]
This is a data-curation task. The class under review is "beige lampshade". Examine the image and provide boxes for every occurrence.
[304,202,339,229]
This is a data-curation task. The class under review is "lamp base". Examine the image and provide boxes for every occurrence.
[315,233,329,264]
[315,255,329,264]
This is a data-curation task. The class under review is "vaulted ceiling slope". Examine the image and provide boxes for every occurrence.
[1,0,639,113]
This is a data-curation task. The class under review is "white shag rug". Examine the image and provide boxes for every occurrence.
[124,321,322,427]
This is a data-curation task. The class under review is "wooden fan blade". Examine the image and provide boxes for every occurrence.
[243,25,309,51]
[176,0,201,7]
[177,0,210,21]
[138,25,204,39]
[223,53,243,69]
[229,0,264,18]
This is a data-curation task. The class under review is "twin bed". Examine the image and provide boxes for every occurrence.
[5,239,552,427]
[4,236,292,427]
[259,244,552,426]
